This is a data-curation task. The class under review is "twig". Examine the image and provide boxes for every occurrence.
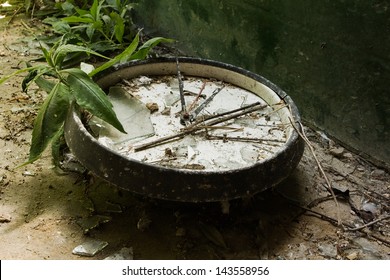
[277,190,351,228]
[347,215,390,232]
[278,187,390,247]
[289,116,342,226]
[299,205,351,228]
[6,6,22,26]
[134,102,266,152]
[369,233,390,247]
[187,80,207,112]
[188,102,266,128]
[206,135,285,144]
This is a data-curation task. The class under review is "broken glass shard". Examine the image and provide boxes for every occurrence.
[72,239,108,257]
[77,215,112,234]
[89,86,155,144]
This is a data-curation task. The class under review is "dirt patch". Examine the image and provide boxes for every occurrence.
[0,18,389,260]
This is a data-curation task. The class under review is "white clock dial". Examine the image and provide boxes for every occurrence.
[90,74,289,172]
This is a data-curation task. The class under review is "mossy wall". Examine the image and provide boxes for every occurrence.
[133,0,390,166]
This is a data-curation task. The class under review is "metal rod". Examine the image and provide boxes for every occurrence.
[175,57,188,125]
[190,84,225,122]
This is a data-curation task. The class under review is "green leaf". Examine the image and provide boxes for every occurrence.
[22,69,38,92]
[101,14,111,26]
[110,11,124,43]
[52,44,109,67]
[62,15,94,24]
[92,0,104,22]
[88,32,140,77]
[0,66,40,85]
[93,19,104,32]
[35,76,56,93]
[51,125,65,167]
[41,45,54,68]
[27,82,70,164]
[106,0,118,10]
[75,7,90,16]
[131,37,175,60]
[19,63,54,92]
[87,41,119,52]
[64,68,126,133]
[52,21,71,34]
[86,24,95,40]
[61,1,75,16]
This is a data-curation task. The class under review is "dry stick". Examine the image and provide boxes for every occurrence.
[347,215,390,232]
[134,102,265,152]
[187,80,207,112]
[293,202,390,247]
[288,116,342,226]
[298,205,352,228]
[206,135,285,144]
[6,6,22,25]
[278,186,390,246]
[276,190,348,227]
[370,233,390,247]
[280,191,390,231]
[189,102,266,128]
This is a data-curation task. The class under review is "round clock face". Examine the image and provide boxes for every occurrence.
[89,74,289,172]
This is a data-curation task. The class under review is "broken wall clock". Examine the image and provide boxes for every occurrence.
[64,57,304,202]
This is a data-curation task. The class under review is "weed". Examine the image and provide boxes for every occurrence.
[0,32,173,166]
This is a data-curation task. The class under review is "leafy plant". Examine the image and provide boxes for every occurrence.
[41,0,136,52]
[0,32,173,166]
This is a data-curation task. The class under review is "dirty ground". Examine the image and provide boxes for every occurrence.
[0,18,389,260]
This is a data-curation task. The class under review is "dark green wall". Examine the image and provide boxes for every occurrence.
[133,0,390,166]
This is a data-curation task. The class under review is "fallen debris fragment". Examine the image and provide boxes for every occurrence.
[72,239,108,257]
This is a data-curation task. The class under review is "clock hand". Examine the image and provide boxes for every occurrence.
[190,84,225,122]
[175,57,189,125]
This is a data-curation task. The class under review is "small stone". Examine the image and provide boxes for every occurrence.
[357,166,365,172]
[161,107,171,115]
[343,152,353,159]
[346,251,359,260]
[146,102,159,113]
[362,202,379,216]
[318,243,337,258]
[352,237,384,259]
[137,76,152,85]
[137,217,152,231]
[371,169,386,179]
[0,214,12,223]
[72,240,108,257]
[22,171,35,176]
[329,147,344,157]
